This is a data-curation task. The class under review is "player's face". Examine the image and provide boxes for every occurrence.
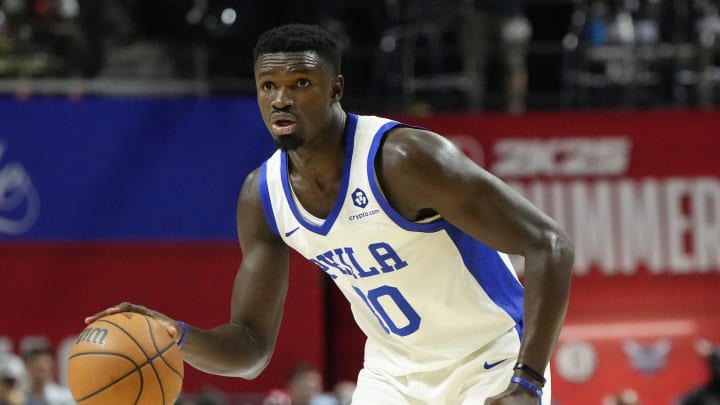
[26,353,54,382]
[255,51,342,151]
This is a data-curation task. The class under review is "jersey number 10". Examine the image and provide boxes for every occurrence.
[353,286,421,336]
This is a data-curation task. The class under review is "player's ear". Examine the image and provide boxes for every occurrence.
[331,75,344,101]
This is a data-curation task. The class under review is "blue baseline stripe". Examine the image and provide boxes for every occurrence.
[445,224,525,338]
[258,161,279,236]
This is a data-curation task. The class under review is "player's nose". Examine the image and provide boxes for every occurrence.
[271,87,294,110]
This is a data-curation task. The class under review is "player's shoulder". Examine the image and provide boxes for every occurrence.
[237,166,265,208]
[379,124,458,168]
[243,166,262,189]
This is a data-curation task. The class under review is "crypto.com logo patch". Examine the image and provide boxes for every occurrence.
[0,142,40,235]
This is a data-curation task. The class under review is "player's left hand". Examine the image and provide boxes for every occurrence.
[484,384,541,404]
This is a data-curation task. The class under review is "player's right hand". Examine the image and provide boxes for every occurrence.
[484,383,541,405]
[85,302,182,344]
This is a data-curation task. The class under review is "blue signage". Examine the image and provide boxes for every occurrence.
[0,97,276,240]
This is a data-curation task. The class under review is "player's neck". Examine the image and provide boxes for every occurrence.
[287,109,347,182]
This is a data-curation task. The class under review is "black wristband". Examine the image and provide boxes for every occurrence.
[513,362,546,386]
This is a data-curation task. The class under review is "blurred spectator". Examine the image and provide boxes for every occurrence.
[22,347,74,405]
[74,0,131,77]
[606,0,636,45]
[614,388,641,405]
[463,0,532,114]
[332,380,355,405]
[0,0,86,77]
[174,393,198,405]
[194,387,226,405]
[634,0,661,45]
[263,387,291,405]
[679,347,720,405]
[0,353,26,405]
[263,363,337,405]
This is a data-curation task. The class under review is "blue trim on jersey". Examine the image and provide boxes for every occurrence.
[280,113,359,236]
[258,161,280,236]
[445,224,525,337]
[366,122,449,233]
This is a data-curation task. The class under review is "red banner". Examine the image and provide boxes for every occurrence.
[0,243,326,395]
[393,110,720,404]
[403,109,720,278]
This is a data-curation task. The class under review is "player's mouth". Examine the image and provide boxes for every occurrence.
[271,115,298,135]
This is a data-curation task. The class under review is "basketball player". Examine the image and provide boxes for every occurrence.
[87,24,574,404]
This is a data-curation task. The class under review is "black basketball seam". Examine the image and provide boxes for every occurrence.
[142,316,167,405]
[144,317,183,379]
[97,319,154,361]
[95,317,170,404]
[134,364,145,405]
[158,342,183,378]
[134,363,144,405]
[72,344,176,402]
[69,351,139,364]
[71,352,140,402]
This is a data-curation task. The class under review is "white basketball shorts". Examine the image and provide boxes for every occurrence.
[351,329,552,404]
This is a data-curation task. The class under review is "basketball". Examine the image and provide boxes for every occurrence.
[67,312,184,405]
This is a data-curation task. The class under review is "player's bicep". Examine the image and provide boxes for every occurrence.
[230,170,290,345]
[435,162,558,255]
[383,129,561,255]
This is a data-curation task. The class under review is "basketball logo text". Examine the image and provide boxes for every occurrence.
[76,327,109,346]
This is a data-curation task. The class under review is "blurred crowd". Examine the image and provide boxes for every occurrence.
[0,0,718,112]
[0,341,355,405]
[0,344,74,405]
[175,363,356,405]
[2,344,720,404]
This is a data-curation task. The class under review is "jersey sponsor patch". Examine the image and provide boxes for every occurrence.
[352,188,369,208]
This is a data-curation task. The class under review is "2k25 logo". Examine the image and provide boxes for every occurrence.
[0,142,40,235]
[352,188,369,208]
[492,137,631,177]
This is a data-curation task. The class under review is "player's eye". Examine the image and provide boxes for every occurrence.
[296,79,310,88]
[261,82,275,91]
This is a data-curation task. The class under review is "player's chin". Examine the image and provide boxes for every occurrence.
[274,133,306,151]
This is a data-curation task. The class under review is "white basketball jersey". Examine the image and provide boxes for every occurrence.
[259,114,524,376]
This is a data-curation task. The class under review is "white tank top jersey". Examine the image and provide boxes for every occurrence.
[259,114,525,376]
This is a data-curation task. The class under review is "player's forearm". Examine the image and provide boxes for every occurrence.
[517,230,574,377]
[179,322,272,379]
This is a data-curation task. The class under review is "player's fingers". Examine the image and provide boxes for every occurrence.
[84,302,134,324]
[157,319,178,340]
[84,306,119,324]
[120,306,178,340]
[137,311,178,339]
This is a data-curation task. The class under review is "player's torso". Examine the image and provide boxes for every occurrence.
[259,114,524,375]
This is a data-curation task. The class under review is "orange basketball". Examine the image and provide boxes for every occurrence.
[67,312,184,405]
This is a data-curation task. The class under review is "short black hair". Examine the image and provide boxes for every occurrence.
[253,24,342,74]
[22,346,53,361]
